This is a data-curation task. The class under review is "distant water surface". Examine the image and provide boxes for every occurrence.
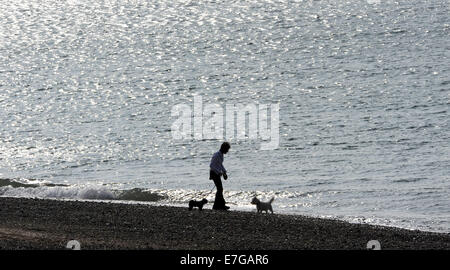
[0,0,449,232]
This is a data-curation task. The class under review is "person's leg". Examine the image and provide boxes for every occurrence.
[212,175,226,209]
[212,177,224,208]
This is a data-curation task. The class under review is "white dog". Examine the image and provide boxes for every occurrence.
[251,197,274,214]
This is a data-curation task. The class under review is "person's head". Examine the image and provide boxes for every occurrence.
[220,142,231,154]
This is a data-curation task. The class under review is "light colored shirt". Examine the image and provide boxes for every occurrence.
[210,151,226,175]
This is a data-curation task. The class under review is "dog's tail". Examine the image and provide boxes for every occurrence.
[269,197,275,204]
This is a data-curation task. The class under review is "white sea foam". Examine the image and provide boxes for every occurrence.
[0,185,116,200]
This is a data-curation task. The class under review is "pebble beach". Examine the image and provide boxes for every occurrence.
[1,197,449,250]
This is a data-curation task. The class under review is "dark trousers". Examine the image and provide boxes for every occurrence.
[210,170,226,209]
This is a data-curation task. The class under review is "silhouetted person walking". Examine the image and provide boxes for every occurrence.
[210,142,230,210]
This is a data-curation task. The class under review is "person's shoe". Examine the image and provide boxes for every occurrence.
[213,205,230,211]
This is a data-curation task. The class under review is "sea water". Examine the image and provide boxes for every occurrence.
[0,0,449,232]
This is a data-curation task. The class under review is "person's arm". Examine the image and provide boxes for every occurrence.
[220,158,227,180]
[220,163,226,175]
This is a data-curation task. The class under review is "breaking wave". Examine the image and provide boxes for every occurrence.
[0,178,165,202]
[0,178,308,206]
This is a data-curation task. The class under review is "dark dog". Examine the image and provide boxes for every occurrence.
[188,198,208,211]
